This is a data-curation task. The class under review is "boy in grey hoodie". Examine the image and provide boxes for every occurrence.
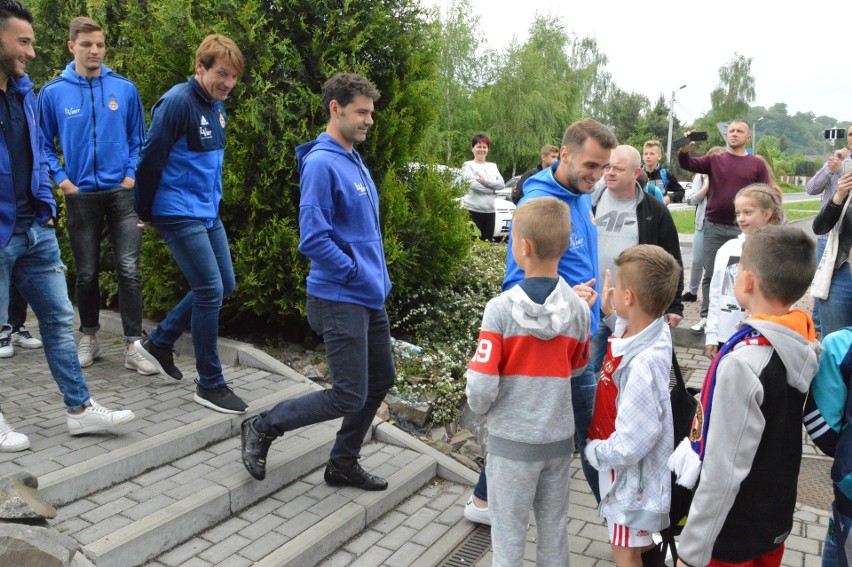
[466,197,592,567]
[670,226,820,567]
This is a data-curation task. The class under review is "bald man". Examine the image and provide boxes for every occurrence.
[589,145,685,372]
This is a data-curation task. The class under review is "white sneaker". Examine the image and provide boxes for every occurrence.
[0,334,12,358]
[77,334,101,367]
[463,496,491,525]
[67,399,135,436]
[125,343,159,376]
[0,413,29,452]
[690,318,707,334]
[11,326,42,349]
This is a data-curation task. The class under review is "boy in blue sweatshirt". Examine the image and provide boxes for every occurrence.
[38,17,150,373]
[240,74,394,491]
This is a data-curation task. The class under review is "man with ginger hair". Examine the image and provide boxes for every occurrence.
[134,34,248,414]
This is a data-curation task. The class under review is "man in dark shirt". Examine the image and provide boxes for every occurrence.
[512,144,559,204]
[678,120,770,333]
[0,0,135,448]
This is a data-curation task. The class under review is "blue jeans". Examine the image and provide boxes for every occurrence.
[0,223,91,409]
[474,364,601,504]
[65,187,143,341]
[814,238,826,332]
[150,218,234,389]
[823,503,852,567]
[589,315,610,375]
[256,298,395,470]
[689,227,704,295]
[821,260,852,337]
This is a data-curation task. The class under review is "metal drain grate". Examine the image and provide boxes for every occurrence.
[441,524,492,566]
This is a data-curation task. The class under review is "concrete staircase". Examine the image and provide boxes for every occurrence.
[7,311,478,567]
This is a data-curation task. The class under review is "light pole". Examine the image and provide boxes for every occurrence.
[666,85,687,165]
[752,117,764,153]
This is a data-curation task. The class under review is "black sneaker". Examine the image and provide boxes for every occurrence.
[681,292,698,302]
[240,417,274,480]
[194,381,248,414]
[324,460,388,491]
[133,333,182,380]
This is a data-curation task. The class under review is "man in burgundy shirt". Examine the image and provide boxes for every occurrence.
[677,120,770,331]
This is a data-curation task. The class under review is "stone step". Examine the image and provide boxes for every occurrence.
[55,413,346,567]
[140,442,440,567]
[39,380,316,508]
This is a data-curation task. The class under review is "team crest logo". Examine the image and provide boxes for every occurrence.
[603,360,614,375]
[689,404,704,442]
[108,97,118,111]
[219,111,226,128]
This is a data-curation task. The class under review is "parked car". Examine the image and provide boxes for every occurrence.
[493,197,516,240]
[496,175,520,200]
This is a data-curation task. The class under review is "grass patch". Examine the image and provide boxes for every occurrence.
[671,199,821,234]
[780,181,805,193]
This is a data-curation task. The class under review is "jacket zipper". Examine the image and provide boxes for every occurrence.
[88,78,100,191]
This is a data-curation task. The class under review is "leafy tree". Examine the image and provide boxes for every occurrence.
[709,53,755,120]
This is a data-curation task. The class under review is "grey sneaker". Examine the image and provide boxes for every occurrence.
[690,318,707,334]
[77,334,100,367]
[193,381,248,414]
[125,343,159,376]
[10,326,42,349]
[0,334,12,359]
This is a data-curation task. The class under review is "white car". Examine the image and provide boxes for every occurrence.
[493,196,516,240]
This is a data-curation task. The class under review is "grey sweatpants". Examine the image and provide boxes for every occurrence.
[489,453,573,567]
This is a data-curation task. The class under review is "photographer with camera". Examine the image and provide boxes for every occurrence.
[678,120,771,335]
[808,125,852,336]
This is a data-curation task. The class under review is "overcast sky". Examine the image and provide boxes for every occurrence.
[423,0,849,125]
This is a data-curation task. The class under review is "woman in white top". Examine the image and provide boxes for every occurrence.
[461,133,505,241]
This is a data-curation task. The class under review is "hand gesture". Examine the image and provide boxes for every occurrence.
[573,278,598,309]
[601,270,614,318]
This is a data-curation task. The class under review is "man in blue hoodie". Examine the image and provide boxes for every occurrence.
[0,0,135,446]
[133,35,248,415]
[240,73,394,490]
[38,17,152,374]
[465,119,617,525]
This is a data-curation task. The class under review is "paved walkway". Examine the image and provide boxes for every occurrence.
[2,295,832,565]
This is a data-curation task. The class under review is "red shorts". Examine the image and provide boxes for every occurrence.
[708,544,784,567]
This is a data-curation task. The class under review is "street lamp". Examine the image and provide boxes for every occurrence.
[666,84,687,164]
[752,117,764,153]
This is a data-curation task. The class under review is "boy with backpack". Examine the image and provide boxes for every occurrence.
[669,226,820,567]
[585,245,679,566]
[643,140,684,204]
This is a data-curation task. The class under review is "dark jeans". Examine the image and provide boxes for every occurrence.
[468,210,495,242]
[8,284,28,330]
[474,364,601,504]
[255,297,396,470]
[65,187,143,341]
[700,221,741,318]
[150,218,235,389]
[589,313,610,375]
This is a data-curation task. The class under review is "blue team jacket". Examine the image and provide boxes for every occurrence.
[0,75,56,248]
[297,133,391,310]
[502,162,601,333]
[134,77,227,221]
[38,62,145,191]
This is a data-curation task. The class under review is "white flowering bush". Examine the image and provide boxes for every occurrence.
[388,241,508,423]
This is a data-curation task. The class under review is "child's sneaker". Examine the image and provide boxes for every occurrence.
[67,399,135,436]
[463,496,492,525]
[10,326,42,349]
[0,413,29,452]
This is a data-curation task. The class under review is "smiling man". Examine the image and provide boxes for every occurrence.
[38,17,150,373]
[0,1,135,445]
[241,73,395,491]
[134,34,248,414]
[678,120,770,334]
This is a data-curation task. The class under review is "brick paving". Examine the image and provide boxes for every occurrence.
[1,287,834,566]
